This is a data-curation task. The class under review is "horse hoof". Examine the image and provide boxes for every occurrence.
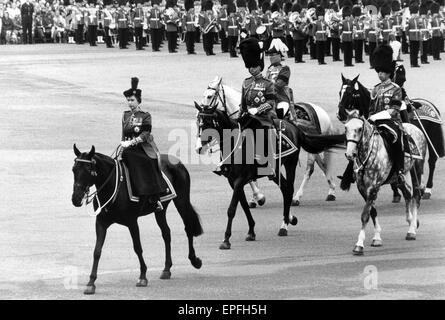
[290,216,298,226]
[422,192,431,200]
[191,257,202,269]
[248,201,257,208]
[352,246,364,255]
[245,233,256,241]
[392,195,401,203]
[325,194,336,201]
[257,196,266,206]
[278,228,288,237]
[371,239,383,247]
[405,233,416,241]
[219,241,231,250]
[291,199,300,206]
[136,278,148,287]
[83,285,96,295]
[160,270,171,280]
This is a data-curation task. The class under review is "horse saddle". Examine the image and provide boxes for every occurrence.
[293,102,322,135]
[376,124,422,160]
[121,161,177,203]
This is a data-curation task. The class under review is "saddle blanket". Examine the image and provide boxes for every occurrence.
[121,162,177,203]
[377,124,422,160]
[410,99,442,124]
[293,102,321,135]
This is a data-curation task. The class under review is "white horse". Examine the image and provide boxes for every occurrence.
[197,76,337,207]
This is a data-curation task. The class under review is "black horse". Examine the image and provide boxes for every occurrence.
[195,103,345,249]
[337,74,445,201]
[71,144,203,295]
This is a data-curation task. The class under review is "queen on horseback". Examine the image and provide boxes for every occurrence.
[120,77,164,213]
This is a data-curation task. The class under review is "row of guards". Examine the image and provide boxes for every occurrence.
[53,0,444,60]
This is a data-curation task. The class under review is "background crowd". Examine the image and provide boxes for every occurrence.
[1,0,444,67]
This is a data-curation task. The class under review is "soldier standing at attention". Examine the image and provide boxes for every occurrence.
[218,0,229,53]
[149,0,163,51]
[103,0,114,48]
[132,0,145,50]
[419,4,430,64]
[87,0,99,46]
[227,1,240,58]
[183,0,197,54]
[313,5,328,65]
[340,5,354,67]
[405,2,422,67]
[352,5,365,63]
[430,1,442,60]
[116,1,129,49]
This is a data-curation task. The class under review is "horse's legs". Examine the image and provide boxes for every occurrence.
[318,150,336,201]
[391,182,402,203]
[248,180,266,208]
[370,206,383,247]
[237,187,256,241]
[220,178,242,250]
[353,187,378,255]
[424,153,438,199]
[293,153,315,206]
[84,218,111,295]
[128,221,148,286]
[154,210,173,279]
[397,175,418,240]
[277,163,297,236]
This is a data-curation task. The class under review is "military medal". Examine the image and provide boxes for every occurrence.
[384,97,390,104]
[134,126,140,133]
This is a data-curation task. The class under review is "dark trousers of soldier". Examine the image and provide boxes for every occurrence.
[76,24,85,44]
[331,38,341,61]
[432,37,442,59]
[118,27,128,49]
[354,40,364,62]
[228,35,238,57]
[309,36,316,59]
[21,18,33,44]
[421,40,429,63]
[316,41,325,64]
[195,29,201,43]
[286,35,294,58]
[325,37,331,56]
[104,27,113,47]
[88,25,97,46]
[402,32,409,53]
[368,41,377,67]
[202,32,214,55]
[151,28,161,50]
[185,31,195,53]
[343,41,353,66]
[134,27,143,50]
[219,30,228,52]
[409,41,420,66]
[293,39,304,62]
[167,31,177,52]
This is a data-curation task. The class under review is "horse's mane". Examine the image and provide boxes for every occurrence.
[221,84,241,117]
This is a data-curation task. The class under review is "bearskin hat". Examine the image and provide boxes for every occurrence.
[342,5,352,17]
[271,1,280,12]
[430,1,440,13]
[165,0,174,8]
[151,0,161,5]
[316,5,325,15]
[240,37,264,70]
[409,1,420,13]
[262,0,271,12]
[227,1,237,13]
[307,1,316,9]
[284,1,293,13]
[237,0,247,7]
[321,0,329,9]
[391,0,401,11]
[330,3,339,11]
[184,0,194,10]
[299,0,308,8]
[248,0,258,11]
[292,2,302,12]
[352,5,361,16]
[123,77,142,102]
[103,0,112,5]
[372,44,395,74]
[204,0,213,11]
[380,3,391,15]
[419,3,428,13]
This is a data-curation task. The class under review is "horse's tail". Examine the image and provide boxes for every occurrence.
[170,159,204,237]
[298,130,346,155]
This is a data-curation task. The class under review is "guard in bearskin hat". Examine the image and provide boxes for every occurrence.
[430,1,442,60]
[341,4,354,66]
[227,1,241,57]
[352,5,365,63]
[313,5,328,64]
[406,2,422,67]
[183,0,197,54]
[121,77,165,214]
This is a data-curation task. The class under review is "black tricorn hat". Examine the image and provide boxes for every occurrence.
[240,37,264,71]
[372,44,395,74]
[248,0,258,11]
[352,5,361,16]
[123,77,142,101]
[391,0,401,11]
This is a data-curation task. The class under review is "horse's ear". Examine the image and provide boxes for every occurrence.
[88,145,95,159]
[341,73,346,84]
[73,143,81,157]
[194,101,202,111]
[352,74,360,83]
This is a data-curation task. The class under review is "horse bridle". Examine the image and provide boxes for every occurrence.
[346,117,376,171]
[339,83,362,118]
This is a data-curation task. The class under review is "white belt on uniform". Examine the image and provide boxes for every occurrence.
[228,26,238,28]
[119,19,127,21]
[342,31,352,33]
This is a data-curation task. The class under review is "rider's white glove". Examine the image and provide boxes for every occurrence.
[120,140,132,148]
[248,108,258,115]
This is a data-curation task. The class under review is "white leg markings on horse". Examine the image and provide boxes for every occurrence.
[356,229,366,247]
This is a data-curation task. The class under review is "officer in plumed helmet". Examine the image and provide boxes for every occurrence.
[121,77,165,214]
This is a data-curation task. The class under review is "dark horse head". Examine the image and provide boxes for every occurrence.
[337,74,370,123]
[72,144,97,207]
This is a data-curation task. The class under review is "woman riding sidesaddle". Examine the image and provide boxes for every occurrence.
[120,77,164,213]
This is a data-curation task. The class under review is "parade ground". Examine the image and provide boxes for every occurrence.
[0,42,444,300]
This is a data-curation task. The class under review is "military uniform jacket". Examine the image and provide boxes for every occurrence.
[122,109,159,159]
[132,8,144,28]
[292,21,307,40]
[369,79,403,117]
[241,75,276,113]
[340,19,353,42]
[261,13,272,33]
[246,14,261,35]
[392,14,403,36]
[183,12,197,32]
[75,8,85,25]
[353,19,365,40]
[103,9,112,27]
[406,17,423,41]
[431,16,442,37]
[164,13,179,32]
[313,20,327,41]
[116,9,128,29]
[217,9,228,31]
[87,9,98,26]
[380,18,393,41]
[149,8,162,29]
[227,15,241,36]
[329,21,340,39]
[420,17,431,40]
[199,12,216,33]
[272,20,285,38]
